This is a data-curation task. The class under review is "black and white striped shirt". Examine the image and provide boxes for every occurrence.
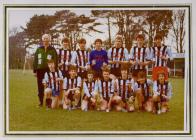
[117,78,133,101]
[151,45,173,67]
[43,70,63,92]
[97,79,115,101]
[83,80,97,97]
[63,76,82,94]
[57,48,72,72]
[72,49,89,73]
[108,47,129,68]
[130,46,151,70]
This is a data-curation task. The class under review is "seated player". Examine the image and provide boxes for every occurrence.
[95,65,115,112]
[62,65,82,110]
[82,69,98,111]
[152,70,172,114]
[133,70,153,112]
[108,64,135,112]
[42,59,63,109]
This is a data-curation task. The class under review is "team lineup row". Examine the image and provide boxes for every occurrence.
[33,33,173,114]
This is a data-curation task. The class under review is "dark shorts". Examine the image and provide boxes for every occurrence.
[52,89,60,96]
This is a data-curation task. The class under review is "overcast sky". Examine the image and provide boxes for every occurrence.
[8,8,118,47]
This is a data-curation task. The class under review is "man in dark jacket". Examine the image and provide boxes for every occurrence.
[33,34,57,107]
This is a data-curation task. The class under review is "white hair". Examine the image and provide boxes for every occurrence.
[42,34,51,41]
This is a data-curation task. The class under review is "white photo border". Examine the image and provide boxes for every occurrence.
[3,4,193,137]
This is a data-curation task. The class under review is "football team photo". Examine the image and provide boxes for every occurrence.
[4,4,192,136]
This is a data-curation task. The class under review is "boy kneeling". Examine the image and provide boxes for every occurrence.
[108,65,135,112]
[152,71,172,114]
[133,70,153,112]
[96,65,115,112]
[43,59,63,109]
[62,65,82,110]
[82,69,98,111]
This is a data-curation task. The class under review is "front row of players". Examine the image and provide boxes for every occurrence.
[43,59,172,114]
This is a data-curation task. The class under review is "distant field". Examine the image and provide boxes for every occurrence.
[8,70,184,131]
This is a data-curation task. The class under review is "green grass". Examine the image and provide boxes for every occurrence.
[9,70,184,131]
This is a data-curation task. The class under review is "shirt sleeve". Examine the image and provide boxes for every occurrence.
[89,51,93,65]
[58,70,63,79]
[147,79,153,86]
[111,80,115,93]
[151,47,156,62]
[167,82,172,99]
[52,47,58,68]
[124,48,129,61]
[145,47,152,61]
[43,72,49,84]
[133,82,142,92]
[107,48,112,60]
[104,51,109,64]
[63,78,68,90]
[83,82,91,97]
[56,49,60,55]
[153,81,160,95]
[77,77,82,88]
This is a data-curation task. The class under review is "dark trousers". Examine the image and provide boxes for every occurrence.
[36,69,48,105]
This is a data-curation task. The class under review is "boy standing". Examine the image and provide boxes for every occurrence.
[57,37,73,78]
[129,34,152,76]
[107,36,129,78]
[151,34,173,81]
[71,38,90,79]
[89,39,108,79]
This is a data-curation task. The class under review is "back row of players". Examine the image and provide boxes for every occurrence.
[33,34,173,114]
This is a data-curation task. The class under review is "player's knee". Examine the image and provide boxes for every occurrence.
[81,100,88,111]
[161,107,167,113]
[115,106,120,111]
[44,88,52,98]
[152,94,159,102]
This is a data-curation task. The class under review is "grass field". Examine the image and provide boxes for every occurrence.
[8,70,184,131]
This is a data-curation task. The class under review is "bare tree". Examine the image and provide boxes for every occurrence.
[9,26,21,37]
[171,10,185,53]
